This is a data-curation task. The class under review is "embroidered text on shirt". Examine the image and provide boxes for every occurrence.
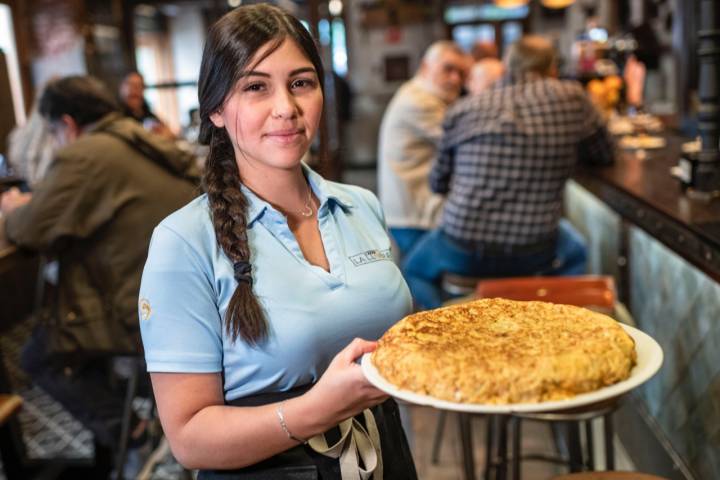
[349,249,392,266]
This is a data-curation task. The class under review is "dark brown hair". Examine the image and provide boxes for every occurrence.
[198,4,325,345]
[39,76,119,127]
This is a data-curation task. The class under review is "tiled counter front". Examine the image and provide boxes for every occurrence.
[565,180,621,280]
[565,180,720,479]
[630,227,720,479]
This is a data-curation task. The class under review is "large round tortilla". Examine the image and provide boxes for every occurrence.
[372,298,637,404]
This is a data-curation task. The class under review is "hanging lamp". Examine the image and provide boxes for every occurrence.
[540,0,575,9]
[494,0,530,8]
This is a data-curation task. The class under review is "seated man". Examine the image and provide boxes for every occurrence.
[377,41,469,258]
[0,76,198,470]
[403,36,614,310]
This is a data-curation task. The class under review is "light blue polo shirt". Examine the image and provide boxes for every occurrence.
[139,166,412,401]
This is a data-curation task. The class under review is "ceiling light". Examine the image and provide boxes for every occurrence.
[494,0,530,8]
[540,0,575,9]
[329,0,343,16]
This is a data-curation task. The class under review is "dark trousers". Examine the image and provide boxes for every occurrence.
[20,328,132,449]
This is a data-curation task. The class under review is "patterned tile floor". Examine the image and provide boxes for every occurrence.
[0,318,195,480]
[1,320,93,462]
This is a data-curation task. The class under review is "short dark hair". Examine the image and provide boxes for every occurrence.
[39,76,119,128]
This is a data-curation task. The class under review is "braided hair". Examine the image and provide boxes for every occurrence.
[198,4,324,345]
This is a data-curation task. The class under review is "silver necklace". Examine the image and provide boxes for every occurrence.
[297,187,314,218]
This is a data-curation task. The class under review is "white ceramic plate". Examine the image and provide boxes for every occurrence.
[361,324,663,413]
[619,135,667,150]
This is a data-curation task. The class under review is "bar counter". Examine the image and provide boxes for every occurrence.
[567,132,720,480]
[573,135,720,282]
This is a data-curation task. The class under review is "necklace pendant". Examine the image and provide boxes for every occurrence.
[300,205,313,217]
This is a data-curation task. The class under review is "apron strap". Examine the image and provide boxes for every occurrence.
[307,408,383,480]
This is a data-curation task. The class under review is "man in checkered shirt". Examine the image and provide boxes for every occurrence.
[402,35,614,309]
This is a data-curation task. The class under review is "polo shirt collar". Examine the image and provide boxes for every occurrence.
[303,164,354,211]
[241,164,353,227]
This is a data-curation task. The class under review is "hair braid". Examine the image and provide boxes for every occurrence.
[203,128,267,344]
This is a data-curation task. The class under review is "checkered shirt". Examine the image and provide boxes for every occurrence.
[430,75,614,246]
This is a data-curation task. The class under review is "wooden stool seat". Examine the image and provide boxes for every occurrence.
[0,394,22,426]
[475,275,616,311]
[441,274,617,310]
[552,472,669,480]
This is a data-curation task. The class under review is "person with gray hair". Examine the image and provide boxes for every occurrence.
[377,40,469,258]
[504,34,558,79]
[466,57,504,96]
[402,35,614,309]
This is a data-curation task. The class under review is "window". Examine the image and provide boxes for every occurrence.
[0,4,25,125]
[331,18,348,77]
[445,4,529,58]
[453,24,496,53]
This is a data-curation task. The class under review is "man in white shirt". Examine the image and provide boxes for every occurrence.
[377,41,469,257]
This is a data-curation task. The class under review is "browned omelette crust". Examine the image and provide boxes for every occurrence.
[372,298,637,404]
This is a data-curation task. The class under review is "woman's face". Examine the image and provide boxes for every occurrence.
[211,38,323,173]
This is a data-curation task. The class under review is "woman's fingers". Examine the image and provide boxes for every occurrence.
[339,338,377,364]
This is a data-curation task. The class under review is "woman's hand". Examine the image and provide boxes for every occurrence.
[306,338,389,425]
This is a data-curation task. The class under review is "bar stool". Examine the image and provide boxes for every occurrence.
[482,276,623,480]
[551,473,669,480]
[508,398,620,479]
[431,275,622,480]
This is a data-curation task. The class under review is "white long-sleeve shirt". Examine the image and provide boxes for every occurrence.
[377,77,450,230]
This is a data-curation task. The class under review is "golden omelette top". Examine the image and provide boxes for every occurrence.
[372,298,637,404]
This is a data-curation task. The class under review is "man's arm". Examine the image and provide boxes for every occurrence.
[578,126,615,166]
[429,111,458,194]
[578,95,615,166]
[3,153,116,252]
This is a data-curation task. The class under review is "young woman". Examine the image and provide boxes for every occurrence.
[139,4,417,479]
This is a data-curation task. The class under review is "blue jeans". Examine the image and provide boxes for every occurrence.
[388,227,428,260]
[402,220,588,310]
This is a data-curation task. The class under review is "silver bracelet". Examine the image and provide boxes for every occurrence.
[275,403,308,444]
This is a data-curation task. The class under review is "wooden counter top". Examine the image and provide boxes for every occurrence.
[573,133,720,281]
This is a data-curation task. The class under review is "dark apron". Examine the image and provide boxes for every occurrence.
[197,384,417,480]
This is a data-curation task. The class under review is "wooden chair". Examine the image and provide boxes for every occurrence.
[474,275,616,312]
[0,393,24,479]
[0,251,147,478]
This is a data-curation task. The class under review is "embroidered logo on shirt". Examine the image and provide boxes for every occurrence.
[139,298,152,321]
[349,249,392,266]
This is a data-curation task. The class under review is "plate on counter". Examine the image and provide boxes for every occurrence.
[361,324,663,414]
[619,135,667,150]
